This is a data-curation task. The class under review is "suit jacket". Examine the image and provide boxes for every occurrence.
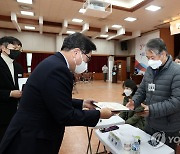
[0,52,100,154]
[0,56,21,126]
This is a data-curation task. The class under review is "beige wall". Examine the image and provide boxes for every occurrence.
[0,29,133,56]
[0,30,56,52]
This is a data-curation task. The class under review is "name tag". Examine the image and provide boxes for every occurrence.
[18,74,22,77]
[148,83,155,91]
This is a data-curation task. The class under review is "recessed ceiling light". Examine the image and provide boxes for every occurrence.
[66,31,75,34]
[124,17,137,22]
[145,5,161,11]
[21,11,34,16]
[72,18,83,23]
[112,25,122,28]
[79,8,86,14]
[17,0,32,4]
[100,34,109,38]
[25,26,35,30]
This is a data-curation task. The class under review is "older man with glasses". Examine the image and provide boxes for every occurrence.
[0,32,114,154]
[127,38,180,153]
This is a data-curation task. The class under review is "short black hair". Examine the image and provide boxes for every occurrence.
[0,36,22,47]
[175,54,180,60]
[123,79,137,96]
[61,32,96,54]
[145,38,167,54]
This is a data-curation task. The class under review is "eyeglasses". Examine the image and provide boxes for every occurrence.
[81,50,91,62]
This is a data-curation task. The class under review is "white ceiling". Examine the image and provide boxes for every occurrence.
[0,0,180,40]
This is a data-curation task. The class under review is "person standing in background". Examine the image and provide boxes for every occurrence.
[0,36,23,142]
[102,64,108,82]
[0,32,114,154]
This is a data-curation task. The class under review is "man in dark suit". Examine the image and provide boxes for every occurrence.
[0,32,113,154]
[0,36,23,142]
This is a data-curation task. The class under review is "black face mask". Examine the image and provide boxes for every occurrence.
[8,49,21,59]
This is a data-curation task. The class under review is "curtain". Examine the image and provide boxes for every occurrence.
[88,56,108,73]
[31,53,53,72]
[16,52,28,73]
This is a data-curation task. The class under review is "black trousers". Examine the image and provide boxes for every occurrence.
[103,73,107,82]
[144,125,180,154]
[0,125,8,143]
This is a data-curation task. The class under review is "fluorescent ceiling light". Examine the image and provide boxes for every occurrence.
[79,9,86,14]
[66,31,75,34]
[100,34,109,38]
[25,26,35,30]
[17,0,32,4]
[21,11,34,16]
[106,0,144,8]
[112,25,122,28]
[145,5,161,11]
[124,17,137,22]
[72,18,83,23]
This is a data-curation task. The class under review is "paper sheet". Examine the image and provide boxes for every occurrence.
[18,78,28,91]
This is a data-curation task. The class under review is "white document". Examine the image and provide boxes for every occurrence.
[93,102,129,111]
[18,78,28,91]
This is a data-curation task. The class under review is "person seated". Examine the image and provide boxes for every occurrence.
[175,54,180,64]
[119,79,145,130]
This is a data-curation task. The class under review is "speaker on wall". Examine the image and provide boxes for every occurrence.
[121,41,128,51]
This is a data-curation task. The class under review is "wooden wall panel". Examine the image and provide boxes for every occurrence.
[160,28,174,58]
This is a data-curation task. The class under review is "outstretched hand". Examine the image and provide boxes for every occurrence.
[136,103,149,117]
[126,99,135,110]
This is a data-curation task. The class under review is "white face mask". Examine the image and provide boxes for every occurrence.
[148,59,162,69]
[74,53,88,74]
[124,89,132,96]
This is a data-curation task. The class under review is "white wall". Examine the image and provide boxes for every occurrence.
[0,30,56,52]
[135,30,160,73]
[56,35,65,51]
[114,40,131,56]
[0,29,137,56]
[92,39,115,55]
[56,35,117,55]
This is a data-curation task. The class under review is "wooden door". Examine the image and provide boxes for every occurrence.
[115,60,127,81]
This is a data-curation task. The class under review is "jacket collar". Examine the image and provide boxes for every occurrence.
[54,52,69,68]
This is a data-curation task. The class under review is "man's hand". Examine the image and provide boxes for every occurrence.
[126,99,135,110]
[136,103,149,117]
[10,90,22,98]
[83,100,97,110]
[100,108,114,119]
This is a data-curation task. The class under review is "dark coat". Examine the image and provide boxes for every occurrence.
[0,52,100,154]
[133,56,180,132]
[0,56,22,141]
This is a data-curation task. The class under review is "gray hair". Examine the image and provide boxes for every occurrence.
[145,38,168,55]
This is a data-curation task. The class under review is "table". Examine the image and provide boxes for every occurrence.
[86,116,125,154]
[95,124,174,154]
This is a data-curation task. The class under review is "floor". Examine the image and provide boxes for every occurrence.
[59,80,180,154]
[59,80,123,154]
